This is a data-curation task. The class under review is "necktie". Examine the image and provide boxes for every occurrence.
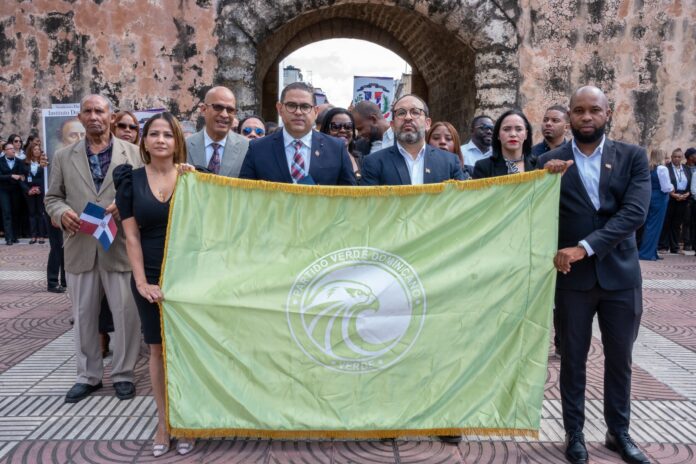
[208,143,221,174]
[290,140,305,182]
[505,159,520,174]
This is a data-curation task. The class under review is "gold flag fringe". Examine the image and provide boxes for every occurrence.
[167,426,539,440]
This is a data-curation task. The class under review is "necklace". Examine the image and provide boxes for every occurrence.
[147,166,176,202]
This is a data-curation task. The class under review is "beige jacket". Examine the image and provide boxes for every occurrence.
[45,137,143,274]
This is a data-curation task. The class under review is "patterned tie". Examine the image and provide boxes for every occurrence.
[505,159,520,174]
[207,142,221,174]
[290,140,305,182]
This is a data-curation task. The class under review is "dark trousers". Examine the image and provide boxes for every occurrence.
[660,197,688,251]
[690,200,696,249]
[556,285,642,434]
[0,189,13,242]
[46,217,66,288]
[25,193,48,238]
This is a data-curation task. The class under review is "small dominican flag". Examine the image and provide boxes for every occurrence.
[78,202,118,251]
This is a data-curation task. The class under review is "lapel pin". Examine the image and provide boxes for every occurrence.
[425,168,431,174]
[605,163,612,169]
[314,150,320,157]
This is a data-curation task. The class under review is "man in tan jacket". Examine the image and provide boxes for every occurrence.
[45,94,143,403]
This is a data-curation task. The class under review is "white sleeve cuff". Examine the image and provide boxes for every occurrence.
[578,240,595,257]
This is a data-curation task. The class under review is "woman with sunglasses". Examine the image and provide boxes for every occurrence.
[112,111,141,145]
[473,109,537,179]
[238,115,266,140]
[7,134,25,159]
[320,107,362,180]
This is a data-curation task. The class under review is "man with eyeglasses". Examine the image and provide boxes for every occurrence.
[186,86,249,177]
[239,82,356,185]
[460,115,494,167]
[360,94,467,187]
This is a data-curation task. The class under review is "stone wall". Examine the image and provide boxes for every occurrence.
[0,0,694,150]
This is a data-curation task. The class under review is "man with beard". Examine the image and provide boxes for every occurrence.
[186,86,249,177]
[531,105,570,156]
[360,94,467,186]
[460,115,494,167]
[351,100,392,155]
[538,86,651,464]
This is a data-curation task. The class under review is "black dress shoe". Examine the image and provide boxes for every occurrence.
[565,431,588,464]
[5,241,12,246]
[606,431,650,463]
[438,435,462,443]
[65,382,103,403]
[114,381,136,400]
[47,286,66,293]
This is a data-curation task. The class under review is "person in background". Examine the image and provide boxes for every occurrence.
[8,134,25,159]
[22,144,48,244]
[351,101,391,155]
[426,121,471,177]
[315,103,335,132]
[115,112,195,457]
[460,115,493,167]
[638,149,673,260]
[0,141,25,245]
[112,111,141,145]
[659,148,690,254]
[531,105,569,156]
[238,115,266,140]
[473,109,536,178]
[320,107,362,180]
[685,147,696,252]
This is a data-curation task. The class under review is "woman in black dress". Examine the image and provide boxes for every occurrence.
[22,144,48,243]
[114,112,194,457]
[473,109,537,178]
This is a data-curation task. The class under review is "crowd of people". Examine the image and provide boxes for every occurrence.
[1,80,691,464]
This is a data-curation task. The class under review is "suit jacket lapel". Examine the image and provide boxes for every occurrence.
[423,145,435,184]
[273,131,292,182]
[190,131,206,167]
[100,138,125,193]
[308,131,324,181]
[389,146,411,185]
[598,140,616,207]
[562,144,595,209]
[219,134,238,177]
[70,141,98,195]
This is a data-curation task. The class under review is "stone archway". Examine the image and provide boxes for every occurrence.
[214,0,520,133]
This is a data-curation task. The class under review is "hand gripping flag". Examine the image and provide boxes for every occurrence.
[78,202,117,251]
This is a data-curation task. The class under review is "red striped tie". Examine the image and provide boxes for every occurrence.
[290,140,305,181]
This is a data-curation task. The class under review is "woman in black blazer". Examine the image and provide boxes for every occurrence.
[473,109,537,178]
[22,145,48,243]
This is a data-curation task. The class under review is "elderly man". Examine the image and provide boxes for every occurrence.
[360,94,467,186]
[186,86,248,177]
[539,86,651,464]
[45,94,142,404]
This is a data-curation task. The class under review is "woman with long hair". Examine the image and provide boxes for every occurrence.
[426,122,471,175]
[473,109,536,178]
[111,111,141,145]
[638,148,673,260]
[22,145,48,244]
[114,112,195,457]
[320,107,362,180]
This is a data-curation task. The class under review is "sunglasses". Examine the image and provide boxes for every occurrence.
[242,127,265,136]
[329,122,353,131]
[116,122,138,131]
[477,124,494,131]
[209,103,237,114]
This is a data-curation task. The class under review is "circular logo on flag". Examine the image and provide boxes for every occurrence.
[287,247,426,373]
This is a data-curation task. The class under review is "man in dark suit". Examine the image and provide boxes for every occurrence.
[659,148,690,253]
[538,86,651,464]
[186,86,249,177]
[360,94,467,186]
[0,141,26,245]
[239,82,356,186]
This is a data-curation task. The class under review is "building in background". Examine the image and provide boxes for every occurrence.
[283,65,303,87]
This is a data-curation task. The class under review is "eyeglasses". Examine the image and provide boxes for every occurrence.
[242,127,265,136]
[329,122,353,132]
[393,108,426,119]
[282,102,314,114]
[476,124,494,131]
[116,122,138,131]
[208,103,237,115]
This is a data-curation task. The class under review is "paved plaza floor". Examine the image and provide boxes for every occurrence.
[1,243,695,463]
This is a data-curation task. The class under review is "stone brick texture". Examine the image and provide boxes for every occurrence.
[0,0,694,149]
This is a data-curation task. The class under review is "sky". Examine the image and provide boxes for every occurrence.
[281,39,411,108]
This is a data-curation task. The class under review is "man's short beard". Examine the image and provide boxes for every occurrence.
[396,128,425,145]
[571,124,606,144]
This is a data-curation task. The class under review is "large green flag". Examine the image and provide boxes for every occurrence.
[160,171,560,439]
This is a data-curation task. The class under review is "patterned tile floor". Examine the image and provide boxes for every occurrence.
[0,243,695,463]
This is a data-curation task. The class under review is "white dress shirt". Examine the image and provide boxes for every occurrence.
[460,140,491,167]
[283,128,313,182]
[396,142,426,185]
[572,135,606,256]
[670,164,688,191]
[655,165,673,193]
[203,131,227,166]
